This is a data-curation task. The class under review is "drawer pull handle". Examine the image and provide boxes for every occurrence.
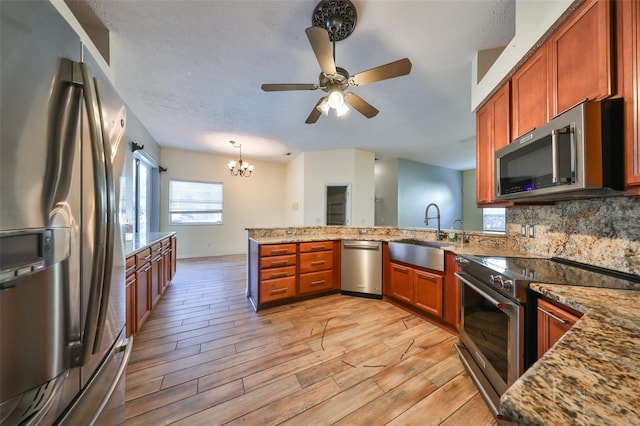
[144,255,152,261]
[537,307,569,324]
[311,260,325,266]
[311,246,326,251]
[310,280,326,287]
[270,272,288,278]
[392,266,409,273]
[270,288,288,295]
[271,249,289,255]
[270,260,289,267]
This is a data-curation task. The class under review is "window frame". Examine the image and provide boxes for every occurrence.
[482,207,506,233]
[168,179,224,226]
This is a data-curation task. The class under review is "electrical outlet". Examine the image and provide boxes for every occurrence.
[521,224,528,236]
[529,225,536,238]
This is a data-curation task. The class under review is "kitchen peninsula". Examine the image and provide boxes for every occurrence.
[246,226,640,425]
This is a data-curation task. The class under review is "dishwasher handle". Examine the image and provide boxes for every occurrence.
[342,241,381,250]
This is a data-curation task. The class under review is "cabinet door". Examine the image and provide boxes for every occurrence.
[511,45,548,139]
[389,263,413,304]
[443,252,460,330]
[125,273,136,337]
[150,255,161,308]
[299,270,334,295]
[476,82,510,205]
[549,0,613,116]
[259,276,297,303]
[537,298,581,358]
[170,236,177,280]
[476,101,494,205]
[414,270,443,318]
[622,0,640,191]
[135,263,151,331]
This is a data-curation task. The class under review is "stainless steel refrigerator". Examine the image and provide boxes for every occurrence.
[1,1,132,424]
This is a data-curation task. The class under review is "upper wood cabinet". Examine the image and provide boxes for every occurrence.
[548,0,613,116]
[476,82,510,205]
[621,0,640,193]
[511,45,548,139]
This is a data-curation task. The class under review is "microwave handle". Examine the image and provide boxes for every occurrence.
[551,127,572,184]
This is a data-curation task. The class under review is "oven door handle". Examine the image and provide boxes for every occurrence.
[455,271,516,309]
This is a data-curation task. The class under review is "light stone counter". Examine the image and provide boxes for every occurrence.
[501,284,640,425]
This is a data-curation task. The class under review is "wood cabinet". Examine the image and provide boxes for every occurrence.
[254,243,298,306]
[150,242,162,308]
[125,235,177,337]
[621,0,640,193]
[537,298,582,359]
[443,252,460,331]
[135,247,152,333]
[511,45,548,139]
[549,0,613,116]
[248,240,341,310]
[388,263,414,304]
[387,261,443,319]
[298,241,338,295]
[125,255,137,337]
[476,82,511,205]
[170,235,177,280]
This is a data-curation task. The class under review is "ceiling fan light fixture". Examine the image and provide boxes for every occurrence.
[316,97,330,115]
[327,88,344,109]
[336,101,349,116]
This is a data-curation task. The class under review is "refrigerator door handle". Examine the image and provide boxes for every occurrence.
[78,62,108,366]
[91,76,116,354]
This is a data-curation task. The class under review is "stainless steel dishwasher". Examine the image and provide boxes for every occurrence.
[341,240,382,298]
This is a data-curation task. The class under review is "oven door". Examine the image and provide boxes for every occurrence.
[455,271,523,416]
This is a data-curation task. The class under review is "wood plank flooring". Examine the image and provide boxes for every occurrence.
[124,255,497,425]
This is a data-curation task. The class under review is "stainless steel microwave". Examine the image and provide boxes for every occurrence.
[495,99,624,202]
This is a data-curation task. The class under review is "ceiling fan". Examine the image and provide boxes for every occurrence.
[261,0,412,124]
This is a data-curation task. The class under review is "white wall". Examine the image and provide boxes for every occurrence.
[284,153,305,226]
[160,147,286,258]
[302,149,375,226]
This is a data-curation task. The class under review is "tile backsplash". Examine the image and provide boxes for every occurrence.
[507,197,640,275]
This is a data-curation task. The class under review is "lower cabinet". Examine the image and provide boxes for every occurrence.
[387,261,443,319]
[248,240,340,310]
[126,235,176,337]
[537,297,582,359]
[443,252,460,331]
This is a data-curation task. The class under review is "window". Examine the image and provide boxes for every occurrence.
[133,158,153,234]
[483,208,506,233]
[169,180,223,225]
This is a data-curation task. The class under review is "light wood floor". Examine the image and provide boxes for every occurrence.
[124,255,497,425]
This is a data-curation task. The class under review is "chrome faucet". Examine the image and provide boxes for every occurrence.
[452,219,465,244]
[424,203,443,240]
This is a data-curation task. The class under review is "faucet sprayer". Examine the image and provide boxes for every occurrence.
[424,203,443,241]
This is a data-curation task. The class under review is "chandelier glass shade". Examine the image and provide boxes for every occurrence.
[228,141,254,177]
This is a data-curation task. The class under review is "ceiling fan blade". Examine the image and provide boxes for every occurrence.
[305,27,337,76]
[305,99,323,124]
[261,83,318,92]
[344,93,379,118]
[350,58,412,87]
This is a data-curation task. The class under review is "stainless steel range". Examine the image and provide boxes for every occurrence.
[454,254,640,422]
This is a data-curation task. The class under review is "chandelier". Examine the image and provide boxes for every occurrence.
[227,141,254,177]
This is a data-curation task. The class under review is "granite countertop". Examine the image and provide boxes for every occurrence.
[125,231,176,256]
[249,234,523,257]
[501,284,640,425]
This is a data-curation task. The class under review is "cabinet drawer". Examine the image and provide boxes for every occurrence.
[299,251,333,273]
[260,276,296,303]
[135,248,152,265]
[299,270,334,295]
[260,244,296,257]
[126,255,136,277]
[299,241,333,253]
[260,265,296,281]
[260,254,296,269]
[151,242,162,255]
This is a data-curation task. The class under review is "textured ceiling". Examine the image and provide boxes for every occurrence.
[78,0,515,170]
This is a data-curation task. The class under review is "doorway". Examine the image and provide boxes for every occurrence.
[326,185,350,225]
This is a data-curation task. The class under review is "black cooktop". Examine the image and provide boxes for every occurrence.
[458,255,640,302]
